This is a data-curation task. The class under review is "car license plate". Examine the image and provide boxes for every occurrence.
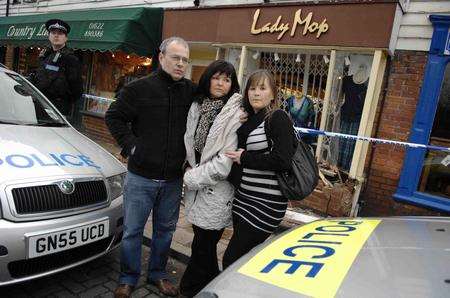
[26,218,109,259]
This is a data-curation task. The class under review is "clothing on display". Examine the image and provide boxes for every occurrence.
[338,54,371,171]
[285,95,316,144]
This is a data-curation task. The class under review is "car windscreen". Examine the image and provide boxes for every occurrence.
[0,71,67,127]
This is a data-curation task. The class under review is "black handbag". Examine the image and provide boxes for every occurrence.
[277,139,319,200]
[267,114,319,201]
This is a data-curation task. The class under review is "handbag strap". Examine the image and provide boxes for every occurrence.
[265,110,298,152]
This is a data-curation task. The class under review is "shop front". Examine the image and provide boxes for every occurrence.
[163,1,401,216]
[0,7,163,137]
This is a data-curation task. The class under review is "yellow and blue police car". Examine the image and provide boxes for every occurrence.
[198,217,450,298]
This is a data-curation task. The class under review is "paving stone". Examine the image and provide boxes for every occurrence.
[79,285,109,298]
[103,280,118,291]
[4,245,185,298]
[109,261,121,272]
[106,271,120,282]
[131,288,150,298]
[172,228,194,246]
[53,290,77,298]
[32,284,64,297]
[82,275,109,288]
[3,287,29,298]
[67,270,90,283]
[135,277,147,289]
[87,266,111,277]
[61,280,86,294]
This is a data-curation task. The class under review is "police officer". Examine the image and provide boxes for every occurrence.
[32,19,83,117]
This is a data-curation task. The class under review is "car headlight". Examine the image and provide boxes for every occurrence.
[107,173,126,200]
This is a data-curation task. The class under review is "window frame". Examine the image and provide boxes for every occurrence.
[394,15,450,212]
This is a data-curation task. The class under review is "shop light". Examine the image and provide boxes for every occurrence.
[30,47,33,50]
[323,55,330,64]
[37,47,41,50]
[274,52,280,62]
[126,55,130,59]
[295,54,301,63]
[252,51,260,60]
[142,58,152,66]
[112,53,115,58]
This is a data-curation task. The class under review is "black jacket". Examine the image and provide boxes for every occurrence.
[32,46,83,115]
[105,68,196,180]
[228,109,296,188]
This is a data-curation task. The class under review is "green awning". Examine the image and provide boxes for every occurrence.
[0,7,163,57]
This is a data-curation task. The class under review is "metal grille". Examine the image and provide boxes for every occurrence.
[260,51,329,128]
[319,52,347,167]
[8,236,113,278]
[12,180,107,214]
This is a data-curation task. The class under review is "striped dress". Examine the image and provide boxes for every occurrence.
[232,121,288,234]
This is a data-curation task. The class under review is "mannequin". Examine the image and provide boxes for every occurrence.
[286,91,316,144]
[338,55,371,171]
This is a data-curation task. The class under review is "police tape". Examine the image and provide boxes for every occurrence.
[294,127,450,152]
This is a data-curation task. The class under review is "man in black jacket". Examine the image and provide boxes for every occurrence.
[32,19,82,117]
[106,37,195,298]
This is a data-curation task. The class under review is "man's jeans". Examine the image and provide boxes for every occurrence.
[119,171,182,286]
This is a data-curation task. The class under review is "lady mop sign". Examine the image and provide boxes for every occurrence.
[250,8,329,41]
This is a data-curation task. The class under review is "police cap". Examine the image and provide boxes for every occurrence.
[45,19,71,34]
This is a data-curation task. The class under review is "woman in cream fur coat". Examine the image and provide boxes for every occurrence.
[179,60,242,297]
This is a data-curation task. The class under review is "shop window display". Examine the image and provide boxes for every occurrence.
[254,50,373,176]
[84,51,152,114]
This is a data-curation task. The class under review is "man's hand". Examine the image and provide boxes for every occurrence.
[225,149,245,164]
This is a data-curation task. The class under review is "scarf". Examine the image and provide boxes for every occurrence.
[194,97,225,154]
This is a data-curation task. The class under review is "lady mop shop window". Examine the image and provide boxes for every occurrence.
[253,50,373,177]
[417,64,450,199]
[84,51,152,114]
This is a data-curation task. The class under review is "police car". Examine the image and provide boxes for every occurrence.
[0,66,126,286]
[199,217,450,297]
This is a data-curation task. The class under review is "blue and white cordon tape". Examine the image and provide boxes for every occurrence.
[294,127,450,153]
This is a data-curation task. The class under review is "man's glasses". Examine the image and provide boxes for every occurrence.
[166,54,190,65]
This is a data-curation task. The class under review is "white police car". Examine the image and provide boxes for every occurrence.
[0,66,126,286]
[199,217,450,297]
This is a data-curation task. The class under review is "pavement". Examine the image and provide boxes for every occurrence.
[1,246,186,298]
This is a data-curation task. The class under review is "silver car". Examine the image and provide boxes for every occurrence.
[0,66,126,286]
[199,217,450,298]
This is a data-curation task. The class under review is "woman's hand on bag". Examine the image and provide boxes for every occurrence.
[225,149,245,164]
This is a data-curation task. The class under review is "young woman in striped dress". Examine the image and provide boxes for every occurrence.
[223,70,296,269]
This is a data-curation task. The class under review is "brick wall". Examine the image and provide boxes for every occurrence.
[82,114,116,145]
[361,50,442,216]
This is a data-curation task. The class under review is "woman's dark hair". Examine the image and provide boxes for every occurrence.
[196,60,240,102]
[242,69,279,117]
